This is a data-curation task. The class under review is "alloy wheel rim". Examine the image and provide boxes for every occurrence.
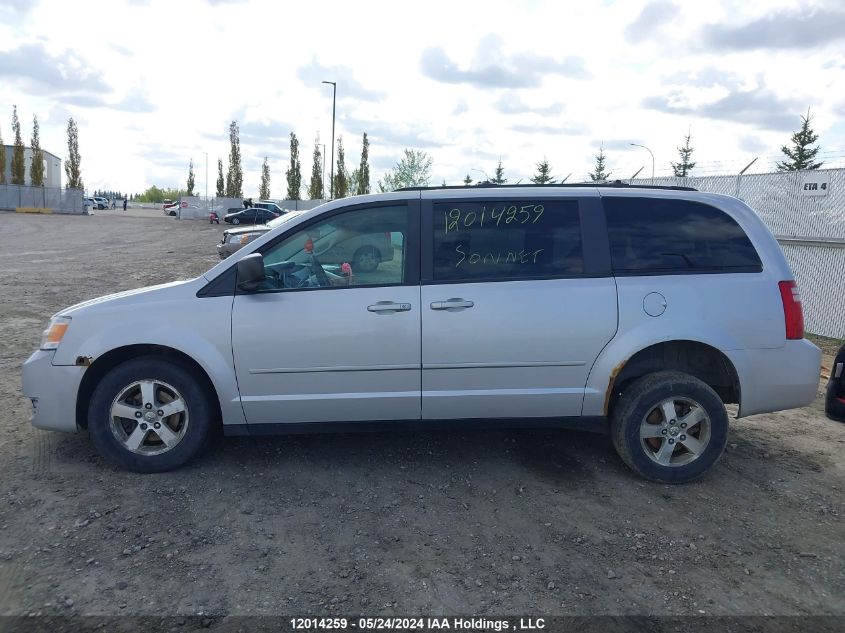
[639,396,711,467]
[109,379,189,455]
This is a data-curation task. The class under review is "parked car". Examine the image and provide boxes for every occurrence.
[22,184,821,480]
[825,343,845,422]
[223,207,279,225]
[217,211,304,259]
[83,198,94,212]
[253,200,289,215]
[216,211,391,270]
[163,199,181,216]
[87,197,108,210]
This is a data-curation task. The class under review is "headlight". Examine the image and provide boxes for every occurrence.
[230,233,259,244]
[40,316,71,350]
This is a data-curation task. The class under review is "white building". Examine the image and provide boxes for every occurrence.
[1,145,63,188]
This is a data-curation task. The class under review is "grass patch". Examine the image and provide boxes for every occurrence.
[806,333,844,357]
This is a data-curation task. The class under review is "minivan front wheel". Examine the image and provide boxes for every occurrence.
[610,371,728,483]
[88,357,214,472]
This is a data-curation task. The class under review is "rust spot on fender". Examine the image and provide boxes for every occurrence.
[604,360,627,415]
[75,355,93,367]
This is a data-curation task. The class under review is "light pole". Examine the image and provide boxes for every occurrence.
[321,144,326,199]
[204,152,208,206]
[471,168,490,183]
[630,143,654,185]
[322,80,336,198]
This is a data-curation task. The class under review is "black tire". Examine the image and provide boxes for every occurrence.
[610,371,728,483]
[88,357,215,473]
[352,246,380,273]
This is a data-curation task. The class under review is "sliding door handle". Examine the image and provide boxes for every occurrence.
[430,299,474,311]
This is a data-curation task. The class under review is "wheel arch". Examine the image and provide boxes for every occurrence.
[603,340,741,419]
[76,344,222,430]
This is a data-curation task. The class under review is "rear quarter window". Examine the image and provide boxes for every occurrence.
[603,197,762,274]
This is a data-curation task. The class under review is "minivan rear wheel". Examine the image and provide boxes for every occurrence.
[610,371,728,483]
[88,357,214,472]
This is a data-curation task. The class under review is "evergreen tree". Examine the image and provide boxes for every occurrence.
[671,130,696,177]
[286,132,302,200]
[334,135,349,199]
[357,132,370,195]
[777,109,823,171]
[186,158,195,196]
[225,120,243,197]
[348,167,361,196]
[492,159,507,184]
[65,117,82,189]
[259,156,271,200]
[531,157,555,184]
[11,105,26,185]
[29,115,45,186]
[588,144,611,182]
[308,137,323,199]
[0,124,6,185]
[216,159,225,197]
[463,174,473,186]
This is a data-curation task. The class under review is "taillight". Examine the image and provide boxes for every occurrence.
[778,280,804,340]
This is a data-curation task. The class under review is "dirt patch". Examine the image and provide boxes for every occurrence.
[0,212,843,618]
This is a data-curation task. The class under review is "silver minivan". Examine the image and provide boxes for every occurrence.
[22,185,821,482]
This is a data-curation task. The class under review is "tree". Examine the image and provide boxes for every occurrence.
[348,167,361,196]
[225,120,243,197]
[186,158,195,196]
[308,137,323,199]
[65,117,82,189]
[286,132,302,200]
[0,124,6,185]
[531,157,555,184]
[259,156,271,200]
[463,174,473,186]
[357,132,370,195]
[216,159,225,197]
[11,105,25,185]
[492,159,507,184]
[378,149,433,192]
[334,136,349,199]
[588,144,611,182]
[29,115,45,186]
[777,109,823,171]
[671,130,696,177]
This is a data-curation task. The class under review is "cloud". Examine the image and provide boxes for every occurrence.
[57,93,109,108]
[0,42,110,93]
[296,58,386,102]
[420,36,590,88]
[642,87,802,131]
[113,93,157,113]
[738,134,768,154]
[108,43,133,56]
[700,7,845,50]
[509,122,586,136]
[452,99,468,116]
[238,119,296,144]
[494,94,564,116]
[625,1,680,43]
[341,113,444,149]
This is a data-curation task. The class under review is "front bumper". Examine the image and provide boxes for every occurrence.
[21,350,85,433]
[726,339,822,418]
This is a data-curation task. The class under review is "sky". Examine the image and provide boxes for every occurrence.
[1,0,844,197]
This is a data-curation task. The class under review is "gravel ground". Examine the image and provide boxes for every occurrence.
[0,212,843,620]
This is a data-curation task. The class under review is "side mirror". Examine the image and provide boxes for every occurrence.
[236,253,265,291]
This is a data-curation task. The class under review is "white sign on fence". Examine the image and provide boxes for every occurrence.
[801,174,830,196]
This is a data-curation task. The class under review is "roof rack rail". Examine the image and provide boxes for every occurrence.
[396,180,697,192]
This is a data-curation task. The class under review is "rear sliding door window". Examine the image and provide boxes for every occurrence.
[604,197,762,274]
[432,200,582,282]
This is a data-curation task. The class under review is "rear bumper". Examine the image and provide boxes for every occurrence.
[21,350,85,433]
[727,339,822,417]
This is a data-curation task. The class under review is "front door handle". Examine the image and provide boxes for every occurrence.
[430,298,474,311]
[367,301,412,313]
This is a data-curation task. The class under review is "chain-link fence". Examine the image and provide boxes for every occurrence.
[635,168,844,339]
[0,184,85,213]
